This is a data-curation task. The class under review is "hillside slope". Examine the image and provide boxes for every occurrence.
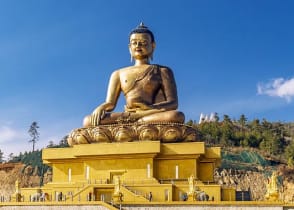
[0,163,51,199]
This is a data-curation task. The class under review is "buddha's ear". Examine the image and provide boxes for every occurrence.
[149,42,156,61]
[152,42,156,51]
[128,44,133,56]
[128,45,134,63]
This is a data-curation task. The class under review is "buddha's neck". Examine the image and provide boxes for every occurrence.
[134,58,150,66]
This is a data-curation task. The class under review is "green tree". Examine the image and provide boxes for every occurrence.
[286,140,294,167]
[248,119,261,133]
[247,119,263,147]
[238,114,247,127]
[47,140,55,148]
[46,136,69,148]
[223,115,232,124]
[244,133,260,148]
[8,153,14,162]
[260,130,281,155]
[238,114,247,136]
[261,118,272,130]
[214,113,220,122]
[0,149,4,163]
[58,135,69,148]
[28,121,40,152]
[186,119,198,129]
[186,119,194,127]
[286,140,294,154]
[220,115,236,146]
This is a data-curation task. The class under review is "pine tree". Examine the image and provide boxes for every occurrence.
[0,149,4,163]
[28,121,40,152]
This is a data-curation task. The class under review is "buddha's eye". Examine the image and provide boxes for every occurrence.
[130,39,148,47]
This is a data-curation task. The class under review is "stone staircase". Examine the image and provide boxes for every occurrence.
[121,185,149,202]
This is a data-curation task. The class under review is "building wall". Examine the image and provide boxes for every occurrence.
[222,188,236,201]
[198,162,215,182]
[154,159,196,180]
[52,162,84,183]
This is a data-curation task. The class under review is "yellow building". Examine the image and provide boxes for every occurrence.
[20,141,225,203]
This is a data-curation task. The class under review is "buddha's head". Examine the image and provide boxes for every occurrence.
[129,23,156,62]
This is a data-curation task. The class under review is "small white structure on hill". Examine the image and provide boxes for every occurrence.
[199,112,217,124]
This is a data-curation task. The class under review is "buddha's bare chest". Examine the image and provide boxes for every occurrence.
[120,66,161,93]
[120,71,142,86]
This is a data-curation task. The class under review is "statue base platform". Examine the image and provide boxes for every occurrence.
[20,141,222,203]
[67,122,197,146]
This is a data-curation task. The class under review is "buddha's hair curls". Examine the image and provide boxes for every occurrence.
[129,22,155,42]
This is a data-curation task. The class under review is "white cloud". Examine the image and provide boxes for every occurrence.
[0,126,22,144]
[257,77,294,102]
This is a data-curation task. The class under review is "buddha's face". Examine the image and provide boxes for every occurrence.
[129,33,155,60]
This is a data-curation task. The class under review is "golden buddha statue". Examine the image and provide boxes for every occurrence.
[265,171,279,201]
[188,175,195,195]
[83,23,184,126]
[67,23,196,145]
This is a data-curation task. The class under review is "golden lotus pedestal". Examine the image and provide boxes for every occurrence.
[20,141,222,203]
[67,123,198,145]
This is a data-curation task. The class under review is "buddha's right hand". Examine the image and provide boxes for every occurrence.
[91,106,106,125]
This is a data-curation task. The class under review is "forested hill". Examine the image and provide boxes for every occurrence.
[187,114,294,168]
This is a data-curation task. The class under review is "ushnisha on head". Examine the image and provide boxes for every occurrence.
[129,22,156,63]
[129,22,155,42]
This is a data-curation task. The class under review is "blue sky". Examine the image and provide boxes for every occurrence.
[1,0,294,158]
